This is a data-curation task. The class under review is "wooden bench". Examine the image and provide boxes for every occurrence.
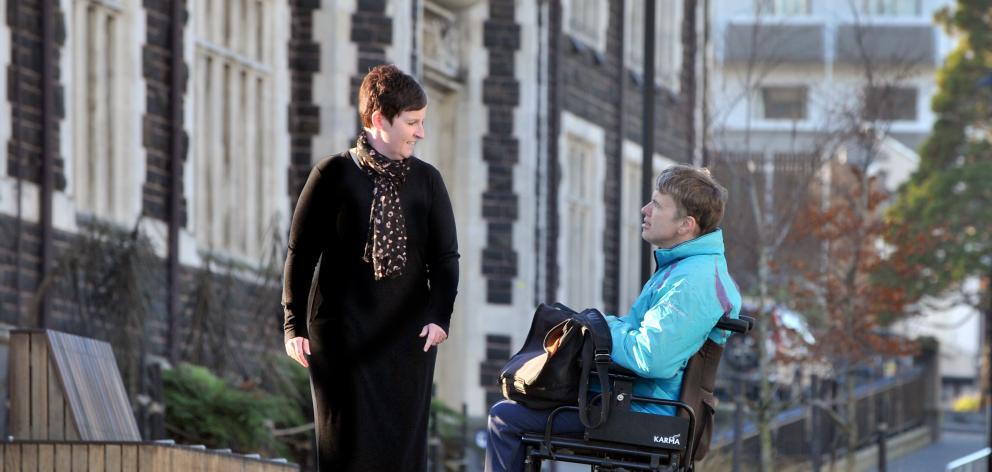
[5,329,298,471]
[1,440,296,471]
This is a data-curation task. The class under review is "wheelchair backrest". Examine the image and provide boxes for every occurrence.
[677,337,725,464]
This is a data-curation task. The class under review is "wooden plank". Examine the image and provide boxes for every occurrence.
[243,459,263,472]
[87,444,104,472]
[48,360,65,439]
[54,445,71,472]
[104,444,121,472]
[9,333,30,439]
[21,444,37,472]
[3,444,19,472]
[30,333,49,439]
[37,444,54,472]
[65,415,80,441]
[157,446,174,472]
[137,445,155,472]
[121,445,137,472]
[71,444,88,472]
[46,331,140,441]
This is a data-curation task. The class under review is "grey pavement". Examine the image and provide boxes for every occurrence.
[867,430,985,472]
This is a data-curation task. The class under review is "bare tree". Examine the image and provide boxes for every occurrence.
[706,2,930,470]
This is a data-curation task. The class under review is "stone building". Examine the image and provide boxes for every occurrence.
[0,0,699,425]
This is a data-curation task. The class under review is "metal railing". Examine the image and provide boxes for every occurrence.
[946,447,990,472]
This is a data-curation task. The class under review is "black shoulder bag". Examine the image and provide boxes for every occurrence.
[498,303,613,428]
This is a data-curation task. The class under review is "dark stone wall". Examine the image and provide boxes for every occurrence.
[141,0,188,225]
[480,0,521,305]
[0,213,283,378]
[5,0,67,190]
[548,0,690,314]
[288,0,322,207]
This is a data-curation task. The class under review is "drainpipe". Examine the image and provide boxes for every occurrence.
[615,0,625,312]
[39,0,56,329]
[167,0,184,363]
[640,0,656,284]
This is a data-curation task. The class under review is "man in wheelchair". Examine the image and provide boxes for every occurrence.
[486,165,744,472]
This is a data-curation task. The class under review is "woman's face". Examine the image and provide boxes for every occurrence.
[373,107,427,160]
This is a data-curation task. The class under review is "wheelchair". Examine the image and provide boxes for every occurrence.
[520,315,754,472]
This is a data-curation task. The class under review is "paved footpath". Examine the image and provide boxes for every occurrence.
[867,430,985,472]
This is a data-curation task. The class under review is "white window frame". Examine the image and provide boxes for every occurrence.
[557,112,606,310]
[624,0,683,91]
[619,140,676,314]
[757,0,811,16]
[563,0,609,53]
[758,85,809,121]
[863,0,920,17]
[70,0,142,225]
[190,0,282,261]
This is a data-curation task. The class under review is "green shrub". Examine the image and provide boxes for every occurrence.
[162,363,305,458]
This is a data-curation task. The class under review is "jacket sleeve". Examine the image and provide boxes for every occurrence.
[423,167,460,333]
[281,164,331,343]
[606,276,722,379]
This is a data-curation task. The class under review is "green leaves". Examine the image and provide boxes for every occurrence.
[162,363,305,458]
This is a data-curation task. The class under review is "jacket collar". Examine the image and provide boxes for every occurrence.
[653,229,726,268]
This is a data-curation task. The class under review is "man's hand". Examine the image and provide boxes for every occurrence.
[419,323,448,352]
[285,337,311,368]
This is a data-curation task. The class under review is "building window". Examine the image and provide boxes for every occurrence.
[72,1,134,224]
[864,86,917,121]
[625,0,682,89]
[559,113,605,310]
[191,0,280,259]
[564,0,608,52]
[620,158,644,313]
[757,0,811,15]
[761,86,808,120]
[864,0,920,16]
[619,143,676,313]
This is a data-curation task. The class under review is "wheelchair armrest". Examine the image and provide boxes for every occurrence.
[590,363,639,382]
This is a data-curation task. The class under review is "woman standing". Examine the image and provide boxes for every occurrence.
[282,64,459,471]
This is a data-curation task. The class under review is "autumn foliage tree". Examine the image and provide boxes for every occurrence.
[787,151,916,471]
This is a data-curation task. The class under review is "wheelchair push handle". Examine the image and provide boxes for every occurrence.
[715,315,754,334]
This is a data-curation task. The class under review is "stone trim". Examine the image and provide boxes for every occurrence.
[141,0,188,225]
[5,0,68,190]
[288,0,322,208]
[480,0,520,305]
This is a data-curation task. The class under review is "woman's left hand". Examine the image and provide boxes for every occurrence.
[419,323,448,352]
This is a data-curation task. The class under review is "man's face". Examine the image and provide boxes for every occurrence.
[374,107,426,160]
[641,191,690,248]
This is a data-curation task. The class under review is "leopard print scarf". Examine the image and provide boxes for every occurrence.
[354,132,411,280]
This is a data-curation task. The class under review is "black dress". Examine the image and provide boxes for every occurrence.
[282,150,459,471]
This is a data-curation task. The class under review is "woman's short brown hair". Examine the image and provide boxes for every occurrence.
[655,165,728,235]
[358,64,428,128]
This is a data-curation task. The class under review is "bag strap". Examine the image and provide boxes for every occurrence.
[574,309,612,429]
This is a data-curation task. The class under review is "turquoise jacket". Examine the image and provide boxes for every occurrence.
[605,229,742,415]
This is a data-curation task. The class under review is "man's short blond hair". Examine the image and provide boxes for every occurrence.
[655,165,728,235]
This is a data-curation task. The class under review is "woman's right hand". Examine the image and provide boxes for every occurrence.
[285,337,311,368]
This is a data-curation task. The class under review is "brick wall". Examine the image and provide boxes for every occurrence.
[480,0,521,305]
[350,0,391,117]
[288,0,321,207]
[5,0,67,190]
[0,213,283,378]
[141,0,188,225]
[547,1,690,314]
